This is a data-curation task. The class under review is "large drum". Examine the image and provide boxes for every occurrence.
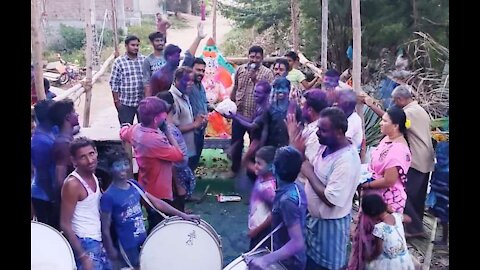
[31,221,76,270]
[140,216,223,270]
[223,248,287,270]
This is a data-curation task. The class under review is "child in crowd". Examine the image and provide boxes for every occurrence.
[247,146,277,250]
[100,150,200,269]
[361,194,415,270]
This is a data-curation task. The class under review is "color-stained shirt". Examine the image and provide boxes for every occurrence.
[248,174,276,230]
[306,144,361,219]
[170,85,196,157]
[233,64,274,119]
[272,182,307,270]
[142,53,166,85]
[120,124,183,200]
[100,181,147,250]
[110,54,146,107]
[31,128,56,201]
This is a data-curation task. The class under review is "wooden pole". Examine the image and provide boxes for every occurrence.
[290,0,300,52]
[351,0,361,95]
[212,0,217,41]
[83,0,95,128]
[352,0,366,161]
[321,0,328,70]
[111,0,119,58]
[31,0,45,101]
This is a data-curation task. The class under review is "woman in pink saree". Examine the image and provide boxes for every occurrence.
[348,106,412,270]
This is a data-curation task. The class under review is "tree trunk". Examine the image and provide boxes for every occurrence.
[351,0,365,161]
[117,0,126,33]
[212,0,217,41]
[321,0,328,70]
[83,0,95,128]
[185,0,192,14]
[290,0,300,52]
[412,0,418,30]
[111,0,119,58]
[31,0,45,101]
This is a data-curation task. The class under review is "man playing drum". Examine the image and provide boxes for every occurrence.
[248,146,307,270]
[100,150,200,269]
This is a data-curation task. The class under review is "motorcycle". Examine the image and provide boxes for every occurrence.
[43,54,85,86]
[43,60,70,86]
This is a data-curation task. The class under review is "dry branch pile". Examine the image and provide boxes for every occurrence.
[405,32,449,118]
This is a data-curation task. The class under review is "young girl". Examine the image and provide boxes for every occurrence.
[361,194,415,270]
[247,146,277,250]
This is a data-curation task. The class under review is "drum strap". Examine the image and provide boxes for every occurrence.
[118,241,134,270]
[128,180,169,219]
[247,223,283,255]
[248,185,301,254]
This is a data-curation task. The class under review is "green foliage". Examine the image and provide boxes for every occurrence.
[62,50,86,67]
[219,28,254,56]
[218,0,290,32]
[219,0,448,72]
[58,24,86,52]
[128,24,155,54]
[363,106,383,147]
[431,117,449,131]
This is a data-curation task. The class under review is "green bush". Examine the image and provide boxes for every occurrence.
[219,28,253,57]
[59,24,86,52]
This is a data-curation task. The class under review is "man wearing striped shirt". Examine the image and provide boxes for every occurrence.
[110,35,146,124]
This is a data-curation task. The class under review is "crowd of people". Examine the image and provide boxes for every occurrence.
[31,20,443,270]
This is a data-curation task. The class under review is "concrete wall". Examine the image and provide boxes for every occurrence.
[42,0,138,47]
[139,0,162,15]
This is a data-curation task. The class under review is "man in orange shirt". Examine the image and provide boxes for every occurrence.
[120,96,184,231]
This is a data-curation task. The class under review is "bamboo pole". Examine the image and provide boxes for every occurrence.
[83,0,96,128]
[422,217,438,270]
[31,0,45,101]
[111,0,119,58]
[351,0,361,95]
[32,53,114,114]
[321,0,328,70]
[212,0,217,41]
[351,0,366,162]
[290,0,300,52]
[70,54,115,102]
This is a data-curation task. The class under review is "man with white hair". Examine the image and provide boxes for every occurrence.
[335,89,363,152]
[363,84,435,238]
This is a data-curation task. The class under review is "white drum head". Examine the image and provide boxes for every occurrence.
[31,221,76,270]
[223,249,287,270]
[140,217,222,270]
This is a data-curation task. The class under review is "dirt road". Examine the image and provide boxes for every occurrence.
[74,13,232,134]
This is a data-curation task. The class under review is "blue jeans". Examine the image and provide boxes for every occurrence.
[118,104,139,124]
[188,128,206,171]
[75,237,112,270]
[230,119,252,173]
